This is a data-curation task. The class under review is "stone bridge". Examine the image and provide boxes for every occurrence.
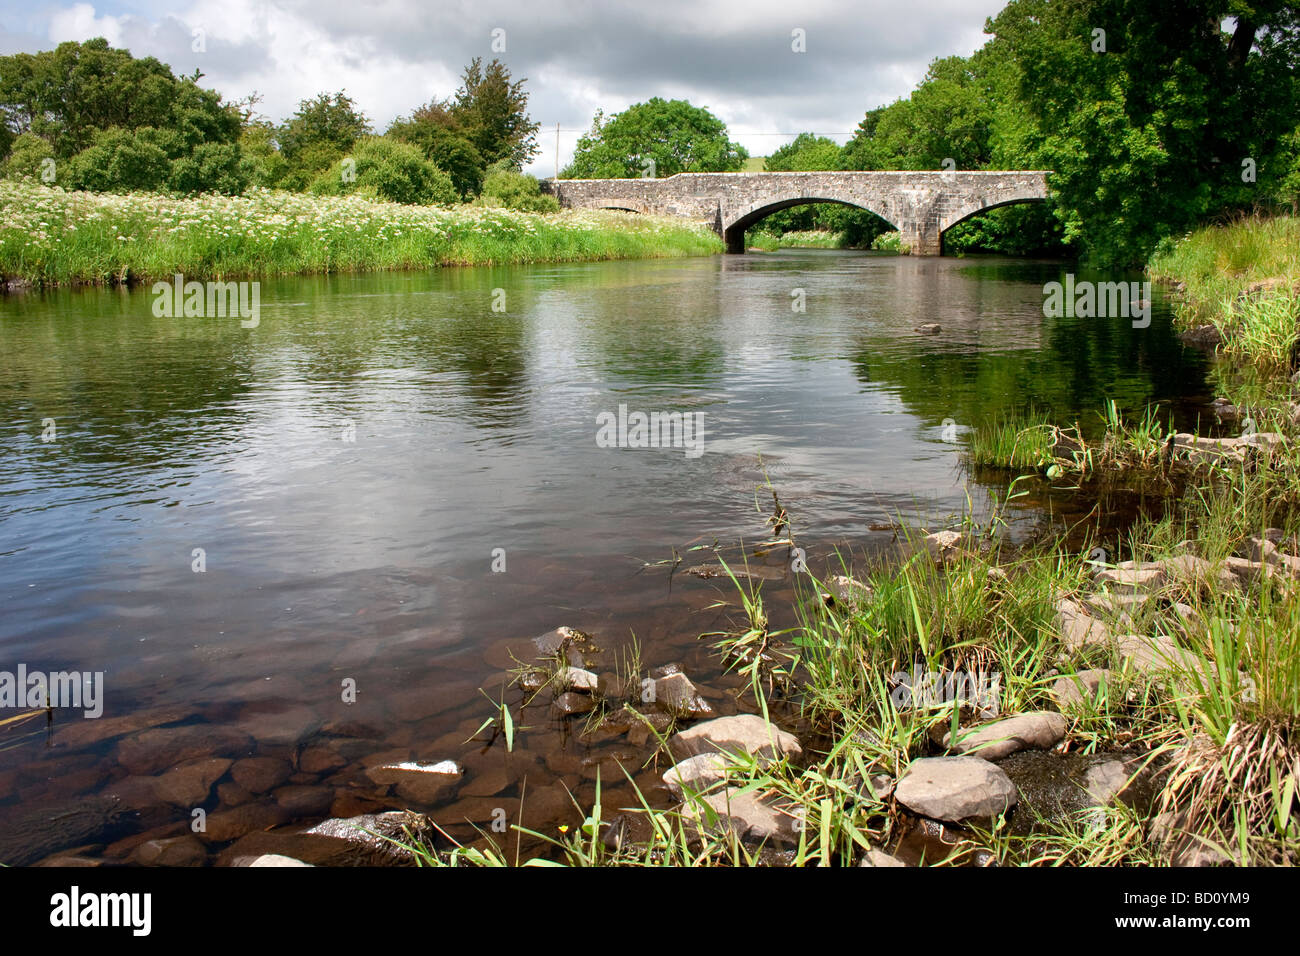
[543,170,1051,255]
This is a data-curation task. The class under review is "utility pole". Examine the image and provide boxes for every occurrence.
[555,122,560,180]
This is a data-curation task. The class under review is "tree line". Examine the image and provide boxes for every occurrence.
[2,2,1298,264]
[0,40,555,211]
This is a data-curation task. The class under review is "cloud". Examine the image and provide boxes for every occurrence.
[26,0,1006,173]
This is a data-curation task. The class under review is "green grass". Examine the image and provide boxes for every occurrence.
[745,229,845,251]
[0,180,724,286]
[1149,214,1300,369]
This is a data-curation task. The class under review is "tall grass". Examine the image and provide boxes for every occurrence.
[0,180,723,286]
[1149,214,1300,369]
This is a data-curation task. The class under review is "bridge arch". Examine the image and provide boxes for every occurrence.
[722,194,899,253]
[586,198,651,215]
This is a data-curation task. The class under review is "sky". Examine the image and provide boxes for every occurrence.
[0,0,1007,175]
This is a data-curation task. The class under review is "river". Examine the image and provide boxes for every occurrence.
[0,249,1215,863]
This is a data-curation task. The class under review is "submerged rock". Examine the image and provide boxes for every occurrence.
[551,691,596,718]
[365,760,463,805]
[895,756,1018,824]
[0,797,129,867]
[685,563,785,582]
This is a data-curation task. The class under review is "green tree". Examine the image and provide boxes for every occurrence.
[449,58,539,169]
[563,98,748,178]
[277,91,371,189]
[989,0,1300,264]
[309,136,457,205]
[387,100,486,197]
[1,131,54,180]
[63,127,171,192]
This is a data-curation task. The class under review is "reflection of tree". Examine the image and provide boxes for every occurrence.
[570,260,727,385]
[848,264,1210,437]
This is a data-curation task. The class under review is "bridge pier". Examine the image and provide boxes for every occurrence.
[724,227,746,254]
[901,227,942,257]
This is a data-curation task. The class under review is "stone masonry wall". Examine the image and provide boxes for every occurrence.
[543,171,1051,255]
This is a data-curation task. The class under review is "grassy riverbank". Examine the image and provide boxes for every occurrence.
[438,215,1300,867]
[0,181,723,287]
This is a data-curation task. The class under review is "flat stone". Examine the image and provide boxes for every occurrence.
[1115,634,1207,678]
[895,756,1018,823]
[1157,554,1238,592]
[365,760,462,805]
[198,802,290,843]
[1093,562,1166,594]
[128,835,207,867]
[273,785,335,817]
[558,667,599,692]
[249,854,314,867]
[233,706,323,747]
[943,712,1067,761]
[220,812,432,866]
[154,757,231,808]
[662,753,733,798]
[1050,669,1112,709]
[551,691,596,718]
[1083,760,1132,806]
[298,746,346,775]
[681,787,802,844]
[116,725,253,776]
[859,848,907,867]
[668,714,802,763]
[231,757,292,794]
[1054,597,1111,650]
[914,323,942,335]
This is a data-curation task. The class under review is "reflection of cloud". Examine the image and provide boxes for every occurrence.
[21,1,1004,174]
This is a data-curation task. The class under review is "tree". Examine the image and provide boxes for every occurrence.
[309,136,457,206]
[387,101,486,198]
[988,0,1300,264]
[449,58,539,168]
[0,38,245,193]
[563,98,748,178]
[276,91,371,189]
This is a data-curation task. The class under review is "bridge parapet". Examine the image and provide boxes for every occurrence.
[544,170,1051,255]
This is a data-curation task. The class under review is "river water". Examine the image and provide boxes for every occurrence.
[0,249,1215,863]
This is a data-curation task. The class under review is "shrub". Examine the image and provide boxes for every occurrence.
[476,168,559,213]
[311,136,457,206]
